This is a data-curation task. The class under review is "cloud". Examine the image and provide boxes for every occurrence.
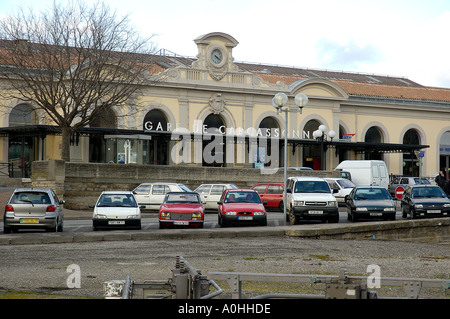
[314,38,384,71]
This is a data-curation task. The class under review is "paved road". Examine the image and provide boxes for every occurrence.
[1,209,406,233]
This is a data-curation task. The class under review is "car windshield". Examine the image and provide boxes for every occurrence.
[294,181,330,193]
[164,193,200,204]
[411,187,445,198]
[354,188,391,200]
[336,179,356,188]
[225,192,261,203]
[97,194,137,207]
[413,178,430,185]
[10,192,51,204]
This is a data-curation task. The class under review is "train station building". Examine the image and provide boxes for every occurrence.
[1,32,450,179]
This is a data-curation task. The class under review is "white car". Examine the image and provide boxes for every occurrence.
[324,178,356,205]
[133,182,191,211]
[92,191,142,230]
[194,183,238,211]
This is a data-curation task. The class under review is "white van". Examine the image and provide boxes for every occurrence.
[335,160,389,189]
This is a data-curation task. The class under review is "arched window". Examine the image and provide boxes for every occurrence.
[364,126,384,160]
[143,109,168,131]
[403,129,421,176]
[203,114,226,166]
[9,104,38,126]
[365,126,384,143]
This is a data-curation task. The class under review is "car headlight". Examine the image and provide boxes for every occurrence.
[384,207,396,212]
[253,211,265,216]
[414,204,423,209]
[94,214,107,219]
[294,200,304,206]
[444,204,450,208]
[225,211,237,216]
[328,201,337,207]
[127,214,139,219]
[160,211,170,219]
[192,212,202,219]
[356,207,368,211]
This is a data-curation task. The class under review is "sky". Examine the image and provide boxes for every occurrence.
[1,0,450,88]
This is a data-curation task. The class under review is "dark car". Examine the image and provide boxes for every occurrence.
[400,185,450,219]
[251,182,284,211]
[389,176,430,197]
[345,186,396,222]
[217,189,267,227]
[3,188,65,233]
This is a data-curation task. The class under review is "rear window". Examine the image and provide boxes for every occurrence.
[10,192,51,204]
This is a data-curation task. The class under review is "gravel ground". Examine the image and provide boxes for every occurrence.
[0,236,448,299]
[0,187,448,299]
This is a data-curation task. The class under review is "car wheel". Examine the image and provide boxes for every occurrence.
[288,211,297,225]
[3,227,11,234]
[351,212,358,222]
[47,221,58,232]
[278,201,284,212]
[58,220,64,232]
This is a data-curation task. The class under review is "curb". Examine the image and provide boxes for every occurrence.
[0,218,448,245]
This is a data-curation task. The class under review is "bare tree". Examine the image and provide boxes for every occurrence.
[0,0,157,161]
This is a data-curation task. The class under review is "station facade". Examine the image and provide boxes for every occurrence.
[1,32,450,179]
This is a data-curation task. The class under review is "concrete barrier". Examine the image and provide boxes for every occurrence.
[0,217,448,245]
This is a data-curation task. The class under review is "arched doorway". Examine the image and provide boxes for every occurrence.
[439,131,450,178]
[202,113,226,166]
[303,119,322,169]
[89,106,117,163]
[257,116,281,168]
[8,104,38,177]
[403,129,420,176]
[142,109,169,165]
[364,126,384,160]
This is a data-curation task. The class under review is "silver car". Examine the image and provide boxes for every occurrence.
[194,183,238,211]
[3,188,65,233]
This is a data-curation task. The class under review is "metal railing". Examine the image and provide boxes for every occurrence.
[208,269,449,299]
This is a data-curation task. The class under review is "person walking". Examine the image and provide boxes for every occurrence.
[435,170,446,189]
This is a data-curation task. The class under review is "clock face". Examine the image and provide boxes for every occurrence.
[211,48,223,65]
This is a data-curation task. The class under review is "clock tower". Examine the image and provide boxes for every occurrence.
[193,32,239,81]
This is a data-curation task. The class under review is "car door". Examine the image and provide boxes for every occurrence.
[253,184,268,204]
[196,184,212,207]
[265,184,283,208]
[150,184,170,208]
[206,185,226,210]
[133,184,152,205]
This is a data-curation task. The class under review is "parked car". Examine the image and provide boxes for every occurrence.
[251,182,284,211]
[159,192,204,228]
[287,167,313,171]
[345,186,396,222]
[133,182,191,211]
[194,183,238,211]
[335,160,389,189]
[217,189,267,227]
[400,185,450,219]
[3,188,65,233]
[324,178,356,205]
[92,191,142,230]
[286,177,339,224]
[389,176,430,196]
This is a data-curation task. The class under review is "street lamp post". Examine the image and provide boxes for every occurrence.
[312,125,336,170]
[272,92,308,225]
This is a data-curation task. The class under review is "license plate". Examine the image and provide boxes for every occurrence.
[427,210,441,214]
[238,216,253,220]
[309,210,323,214]
[21,218,39,223]
[174,221,189,225]
[370,213,383,216]
[108,220,125,225]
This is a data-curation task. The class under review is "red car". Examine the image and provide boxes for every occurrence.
[252,182,284,211]
[217,189,267,227]
[159,192,204,228]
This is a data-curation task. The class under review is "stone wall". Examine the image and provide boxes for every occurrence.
[31,160,339,209]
